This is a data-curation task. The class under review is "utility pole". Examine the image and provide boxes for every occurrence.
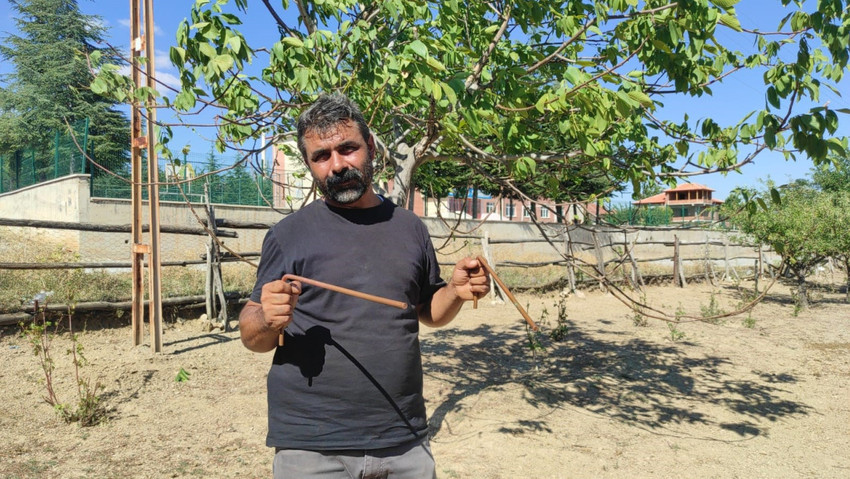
[129,0,164,352]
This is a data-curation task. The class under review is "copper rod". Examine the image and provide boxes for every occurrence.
[277,274,409,346]
[476,256,539,331]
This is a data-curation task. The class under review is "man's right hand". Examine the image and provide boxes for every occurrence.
[260,278,301,333]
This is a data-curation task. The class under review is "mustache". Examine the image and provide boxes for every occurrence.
[325,168,364,188]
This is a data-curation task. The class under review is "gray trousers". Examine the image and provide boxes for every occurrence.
[273,438,437,479]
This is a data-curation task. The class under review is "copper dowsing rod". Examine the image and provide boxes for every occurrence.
[475,256,539,331]
[278,274,409,346]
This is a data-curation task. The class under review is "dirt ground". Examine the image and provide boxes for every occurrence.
[1,276,849,479]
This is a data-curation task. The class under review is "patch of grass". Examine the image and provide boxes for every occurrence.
[632,292,648,327]
[700,290,726,324]
[667,322,686,342]
[21,307,107,427]
[667,304,686,341]
[541,292,570,341]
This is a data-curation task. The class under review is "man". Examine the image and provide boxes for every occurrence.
[239,93,490,478]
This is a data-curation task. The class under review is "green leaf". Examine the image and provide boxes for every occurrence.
[431,80,443,100]
[175,90,197,110]
[199,43,217,60]
[175,368,191,383]
[170,46,187,65]
[718,13,742,32]
[766,87,780,109]
[770,188,782,205]
[425,56,446,72]
[710,0,740,9]
[281,36,304,48]
[228,36,242,55]
[212,55,234,73]
[220,13,242,25]
[627,90,654,108]
[90,77,108,95]
[409,40,428,59]
[483,24,500,35]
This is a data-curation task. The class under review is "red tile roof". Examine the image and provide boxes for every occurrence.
[632,192,667,205]
[667,183,714,192]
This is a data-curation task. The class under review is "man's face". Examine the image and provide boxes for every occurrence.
[301,120,375,207]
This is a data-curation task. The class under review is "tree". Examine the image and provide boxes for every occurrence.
[726,183,840,309]
[809,155,850,302]
[0,0,129,170]
[95,0,849,211]
[811,154,850,194]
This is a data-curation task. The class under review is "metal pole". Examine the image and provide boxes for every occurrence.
[81,118,89,173]
[144,0,164,353]
[54,130,60,177]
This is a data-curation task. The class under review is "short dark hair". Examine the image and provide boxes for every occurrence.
[296,93,371,161]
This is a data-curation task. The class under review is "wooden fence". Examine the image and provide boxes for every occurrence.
[0,216,772,326]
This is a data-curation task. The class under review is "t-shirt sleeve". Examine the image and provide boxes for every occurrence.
[418,232,446,307]
[250,228,285,303]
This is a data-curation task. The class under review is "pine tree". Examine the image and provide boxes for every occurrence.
[0,0,129,170]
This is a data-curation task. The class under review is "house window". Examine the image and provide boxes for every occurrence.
[449,198,464,213]
[485,202,495,214]
[540,207,550,219]
[505,204,515,218]
[523,206,532,218]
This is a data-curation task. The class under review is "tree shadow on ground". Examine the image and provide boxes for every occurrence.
[721,281,848,309]
[166,332,237,355]
[422,319,809,441]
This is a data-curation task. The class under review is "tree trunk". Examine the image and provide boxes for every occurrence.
[386,144,417,207]
[796,273,809,310]
[844,257,850,304]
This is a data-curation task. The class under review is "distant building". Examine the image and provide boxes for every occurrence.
[414,189,605,224]
[632,183,723,222]
[271,144,604,223]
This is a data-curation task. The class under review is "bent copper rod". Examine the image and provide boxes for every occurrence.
[475,256,540,331]
[278,274,409,346]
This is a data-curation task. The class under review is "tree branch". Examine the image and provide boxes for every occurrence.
[465,4,512,92]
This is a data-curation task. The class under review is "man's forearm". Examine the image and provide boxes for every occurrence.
[419,284,465,328]
[239,301,279,352]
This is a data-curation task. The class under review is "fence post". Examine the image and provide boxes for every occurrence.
[564,227,578,294]
[204,184,228,330]
[627,232,644,291]
[753,259,759,295]
[592,230,606,292]
[673,234,685,287]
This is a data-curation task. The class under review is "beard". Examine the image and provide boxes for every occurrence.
[316,161,374,205]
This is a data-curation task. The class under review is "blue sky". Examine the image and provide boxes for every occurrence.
[2,0,848,201]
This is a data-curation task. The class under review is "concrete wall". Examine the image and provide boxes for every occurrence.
[0,176,773,274]
[0,174,89,248]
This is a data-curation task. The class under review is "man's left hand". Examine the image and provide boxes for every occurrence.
[450,257,491,301]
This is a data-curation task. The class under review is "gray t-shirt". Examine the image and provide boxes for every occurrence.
[250,198,444,450]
